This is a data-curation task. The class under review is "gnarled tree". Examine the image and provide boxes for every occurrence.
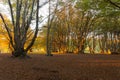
[0,0,40,57]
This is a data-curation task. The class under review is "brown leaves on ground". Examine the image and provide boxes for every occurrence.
[0,54,120,80]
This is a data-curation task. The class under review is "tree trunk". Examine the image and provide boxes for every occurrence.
[12,48,26,57]
[46,27,53,56]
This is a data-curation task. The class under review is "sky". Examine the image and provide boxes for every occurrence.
[39,0,49,26]
[0,1,10,18]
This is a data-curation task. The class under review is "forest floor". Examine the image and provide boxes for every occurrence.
[0,54,120,80]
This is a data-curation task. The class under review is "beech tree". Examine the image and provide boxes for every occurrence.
[46,0,59,56]
[0,0,40,57]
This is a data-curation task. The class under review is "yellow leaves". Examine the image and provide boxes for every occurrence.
[0,34,10,53]
[56,8,67,20]
[0,14,13,53]
[0,14,13,30]
[108,49,111,54]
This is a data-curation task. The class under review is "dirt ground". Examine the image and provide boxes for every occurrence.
[0,54,120,80]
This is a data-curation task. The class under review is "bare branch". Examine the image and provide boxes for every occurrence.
[39,1,49,8]
[107,0,120,9]
[26,0,39,51]
[8,0,15,26]
[0,13,14,49]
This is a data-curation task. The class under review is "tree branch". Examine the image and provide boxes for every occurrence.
[39,1,49,8]
[8,0,15,26]
[0,13,14,49]
[25,0,39,51]
[107,0,120,9]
